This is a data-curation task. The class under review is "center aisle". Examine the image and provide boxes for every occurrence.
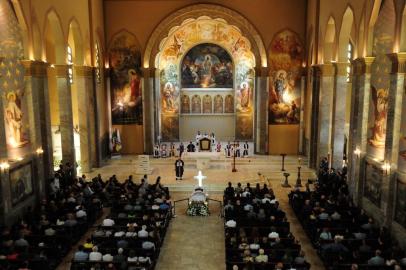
[155,192,225,270]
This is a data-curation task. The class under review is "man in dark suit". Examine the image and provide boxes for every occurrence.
[175,157,185,180]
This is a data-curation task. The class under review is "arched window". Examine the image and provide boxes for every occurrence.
[95,43,101,84]
[346,42,353,82]
[67,45,73,84]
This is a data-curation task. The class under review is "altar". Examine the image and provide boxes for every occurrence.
[184,151,222,169]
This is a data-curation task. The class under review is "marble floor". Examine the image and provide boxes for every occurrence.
[65,155,325,270]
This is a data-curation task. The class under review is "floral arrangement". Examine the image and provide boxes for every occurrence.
[186,201,210,216]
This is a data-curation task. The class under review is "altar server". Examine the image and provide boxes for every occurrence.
[175,157,185,180]
[225,142,232,157]
[243,141,249,157]
[216,141,222,152]
[153,144,160,158]
[178,142,185,157]
[235,142,241,157]
[169,142,176,157]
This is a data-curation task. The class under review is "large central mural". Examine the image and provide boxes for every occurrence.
[157,16,255,141]
[181,43,233,89]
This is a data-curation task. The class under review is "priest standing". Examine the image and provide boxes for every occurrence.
[175,157,185,180]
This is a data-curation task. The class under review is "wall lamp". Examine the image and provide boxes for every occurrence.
[0,161,10,170]
[36,148,44,155]
[354,148,361,158]
[382,162,391,175]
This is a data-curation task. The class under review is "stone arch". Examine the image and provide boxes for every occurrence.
[144,4,266,69]
[338,6,355,62]
[68,18,84,65]
[358,11,366,57]
[400,4,406,51]
[324,16,337,63]
[366,0,382,56]
[44,8,65,64]
[31,15,42,61]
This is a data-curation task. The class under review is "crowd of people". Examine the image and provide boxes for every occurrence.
[289,158,406,270]
[70,174,172,270]
[0,163,103,270]
[223,182,310,270]
[0,160,172,270]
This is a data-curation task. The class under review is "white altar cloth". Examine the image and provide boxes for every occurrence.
[184,152,222,169]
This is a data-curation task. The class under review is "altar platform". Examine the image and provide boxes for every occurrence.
[85,154,316,193]
[183,151,223,169]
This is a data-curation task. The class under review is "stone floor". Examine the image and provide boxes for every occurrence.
[60,155,325,270]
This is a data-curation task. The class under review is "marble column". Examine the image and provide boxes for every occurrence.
[0,56,11,223]
[54,65,76,173]
[299,68,306,155]
[331,62,350,169]
[22,60,52,197]
[74,66,94,173]
[255,66,269,154]
[142,67,155,153]
[308,66,321,169]
[348,57,374,205]
[316,63,335,167]
[380,53,406,226]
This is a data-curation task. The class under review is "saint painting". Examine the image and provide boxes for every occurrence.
[4,90,28,148]
[191,95,201,113]
[202,95,212,113]
[181,43,233,88]
[237,81,252,112]
[109,32,143,124]
[181,95,190,114]
[224,95,234,113]
[268,30,303,124]
[368,87,388,148]
[214,95,223,113]
[162,82,179,113]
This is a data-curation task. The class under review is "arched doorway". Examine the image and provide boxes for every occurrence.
[155,16,256,142]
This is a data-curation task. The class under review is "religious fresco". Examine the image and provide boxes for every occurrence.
[213,95,223,113]
[236,114,253,140]
[191,95,201,113]
[0,0,30,157]
[225,94,234,113]
[202,95,212,113]
[9,161,33,206]
[181,43,233,88]
[161,115,179,142]
[395,179,406,228]
[157,16,255,141]
[364,161,383,207]
[366,0,395,159]
[268,30,303,124]
[398,88,406,172]
[181,95,190,113]
[109,31,143,125]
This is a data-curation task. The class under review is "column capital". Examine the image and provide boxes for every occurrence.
[333,62,350,76]
[53,64,71,78]
[74,65,94,77]
[317,63,335,76]
[352,57,375,75]
[254,66,270,76]
[387,52,406,74]
[141,67,156,77]
[21,60,49,77]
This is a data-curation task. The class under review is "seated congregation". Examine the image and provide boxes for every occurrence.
[0,163,172,270]
[289,160,406,270]
[223,182,310,270]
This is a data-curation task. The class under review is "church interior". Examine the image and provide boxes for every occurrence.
[1,0,406,269]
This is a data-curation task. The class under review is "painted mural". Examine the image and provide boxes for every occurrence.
[191,95,201,113]
[0,0,30,155]
[181,95,190,113]
[202,95,212,113]
[268,30,303,124]
[395,180,406,227]
[109,31,143,125]
[10,162,33,205]
[364,161,383,207]
[158,16,255,141]
[225,95,234,113]
[214,95,223,113]
[366,0,395,159]
[398,87,406,172]
[181,43,233,88]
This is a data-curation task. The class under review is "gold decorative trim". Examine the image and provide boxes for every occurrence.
[74,66,94,77]
[333,62,350,76]
[143,4,266,69]
[388,53,406,74]
[318,63,335,76]
[21,60,48,77]
[54,65,71,77]
[352,57,375,75]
